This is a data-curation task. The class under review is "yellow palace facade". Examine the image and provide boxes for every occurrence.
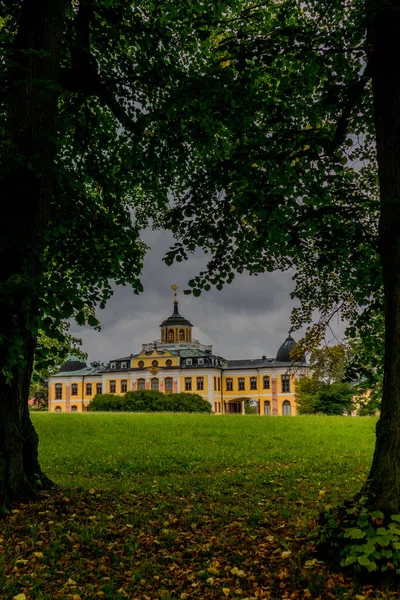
[48,291,307,415]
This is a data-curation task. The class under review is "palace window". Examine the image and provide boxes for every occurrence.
[283,400,291,415]
[86,383,92,396]
[264,401,271,415]
[121,379,127,393]
[185,377,192,391]
[179,329,185,340]
[217,378,221,391]
[138,378,145,390]
[55,384,62,400]
[54,406,62,413]
[110,380,116,393]
[197,377,204,391]
[226,378,233,391]
[282,375,291,393]
[166,359,172,367]
[151,378,159,391]
[250,377,257,390]
[71,384,78,396]
[214,377,217,391]
[165,377,173,392]
[238,378,245,391]
[263,376,270,389]
[96,383,102,395]
[152,360,158,367]
[71,405,78,413]
[138,360,144,369]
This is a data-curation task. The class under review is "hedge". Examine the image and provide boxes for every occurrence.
[89,390,212,413]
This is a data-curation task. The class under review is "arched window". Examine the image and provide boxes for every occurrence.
[151,378,159,391]
[138,360,144,369]
[179,329,185,340]
[165,377,173,392]
[168,329,174,342]
[71,405,78,413]
[54,406,62,413]
[152,360,158,367]
[138,378,145,390]
[166,359,172,367]
[264,401,271,415]
[283,400,291,416]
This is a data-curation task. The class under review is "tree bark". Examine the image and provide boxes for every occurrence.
[0,0,69,507]
[364,1,400,513]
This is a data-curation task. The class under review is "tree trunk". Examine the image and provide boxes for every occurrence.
[364,1,400,513]
[0,0,69,507]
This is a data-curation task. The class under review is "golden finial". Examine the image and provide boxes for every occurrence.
[171,284,178,303]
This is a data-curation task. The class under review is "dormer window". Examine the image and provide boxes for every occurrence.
[186,359,192,366]
[110,363,116,369]
[121,362,127,369]
[198,358,204,365]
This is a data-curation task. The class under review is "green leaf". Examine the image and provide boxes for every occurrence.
[357,556,377,572]
[344,528,366,540]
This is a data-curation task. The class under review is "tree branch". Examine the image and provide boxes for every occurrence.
[325,63,372,156]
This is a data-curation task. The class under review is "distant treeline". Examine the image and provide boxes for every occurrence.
[89,390,212,413]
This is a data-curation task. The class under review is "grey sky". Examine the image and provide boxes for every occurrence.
[70,229,344,364]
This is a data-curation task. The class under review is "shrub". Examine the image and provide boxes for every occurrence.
[316,497,400,578]
[89,391,212,413]
[89,394,124,412]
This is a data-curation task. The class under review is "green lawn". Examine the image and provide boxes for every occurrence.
[2,413,397,600]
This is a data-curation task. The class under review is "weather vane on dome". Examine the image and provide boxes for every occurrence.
[171,284,178,303]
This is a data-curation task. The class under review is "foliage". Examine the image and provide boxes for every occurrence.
[89,391,212,413]
[296,377,355,415]
[0,413,385,599]
[160,2,378,343]
[28,380,48,411]
[346,310,384,414]
[309,345,349,385]
[317,498,400,579]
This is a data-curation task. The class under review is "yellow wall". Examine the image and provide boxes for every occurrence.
[179,374,208,395]
[131,349,179,369]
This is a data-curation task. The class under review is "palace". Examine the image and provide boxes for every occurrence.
[48,289,307,415]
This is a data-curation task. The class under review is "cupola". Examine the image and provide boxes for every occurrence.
[160,285,193,344]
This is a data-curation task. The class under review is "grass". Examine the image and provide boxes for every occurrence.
[1,413,397,599]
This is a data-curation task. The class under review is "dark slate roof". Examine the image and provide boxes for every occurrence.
[160,301,193,328]
[226,357,308,369]
[227,358,274,369]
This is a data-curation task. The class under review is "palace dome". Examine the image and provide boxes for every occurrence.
[276,334,296,362]
[160,302,193,328]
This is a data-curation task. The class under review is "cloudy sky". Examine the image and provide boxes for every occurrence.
[70,229,344,364]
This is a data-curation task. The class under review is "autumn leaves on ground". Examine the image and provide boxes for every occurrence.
[0,414,396,600]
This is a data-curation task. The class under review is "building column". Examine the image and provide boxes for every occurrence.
[271,377,278,415]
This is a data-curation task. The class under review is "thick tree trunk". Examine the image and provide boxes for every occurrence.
[364,2,400,513]
[0,0,68,507]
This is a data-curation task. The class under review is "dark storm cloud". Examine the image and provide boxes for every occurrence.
[69,229,303,363]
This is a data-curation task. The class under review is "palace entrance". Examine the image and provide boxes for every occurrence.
[225,399,260,414]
